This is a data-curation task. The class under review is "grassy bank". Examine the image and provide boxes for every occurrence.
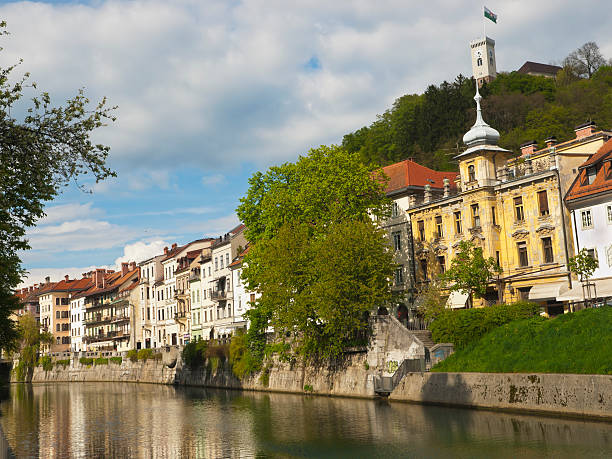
[433,307,612,374]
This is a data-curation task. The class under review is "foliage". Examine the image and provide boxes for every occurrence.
[55,359,70,368]
[244,219,394,360]
[229,332,259,379]
[208,356,220,373]
[259,365,271,387]
[182,340,208,369]
[568,248,599,282]
[303,384,314,393]
[0,22,115,352]
[127,349,138,362]
[12,313,52,381]
[563,41,606,78]
[433,307,612,374]
[109,357,122,365]
[79,357,94,366]
[94,357,108,365]
[237,144,390,244]
[429,301,540,349]
[39,356,53,371]
[441,241,501,308]
[137,349,153,361]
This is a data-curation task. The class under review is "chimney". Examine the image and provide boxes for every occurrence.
[121,262,129,276]
[129,261,136,271]
[172,243,177,250]
[520,140,537,157]
[575,121,597,139]
[164,246,169,255]
[64,275,70,282]
[95,269,105,288]
[45,276,50,284]
[545,136,557,148]
[443,178,450,198]
[424,184,432,203]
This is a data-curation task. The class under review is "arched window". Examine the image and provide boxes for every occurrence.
[468,165,476,182]
[477,57,483,66]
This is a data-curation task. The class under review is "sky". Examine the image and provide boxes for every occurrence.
[3,0,611,286]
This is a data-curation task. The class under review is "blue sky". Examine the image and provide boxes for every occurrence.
[2,0,611,285]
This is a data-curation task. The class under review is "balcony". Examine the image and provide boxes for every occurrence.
[110,314,130,324]
[84,314,111,325]
[83,331,117,343]
[174,311,189,322]
[211,290,229,301]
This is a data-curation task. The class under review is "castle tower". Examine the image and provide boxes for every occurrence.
[470,36,497,87]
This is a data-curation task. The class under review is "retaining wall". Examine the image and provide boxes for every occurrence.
[390,372,612,419]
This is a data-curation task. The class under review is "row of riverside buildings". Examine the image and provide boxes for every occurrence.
[15,224,256,354]
[13,35,612,353]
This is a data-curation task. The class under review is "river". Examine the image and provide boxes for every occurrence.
[1,383,612,458]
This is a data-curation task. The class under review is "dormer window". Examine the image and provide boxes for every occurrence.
[586,166,597,185]
[468,165,476,182]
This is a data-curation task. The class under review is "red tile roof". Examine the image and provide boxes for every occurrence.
[565,138,612,203]
[228,245,251,268]
[78,268,139,299]
[37,277,93,295]
[380,160,458,194]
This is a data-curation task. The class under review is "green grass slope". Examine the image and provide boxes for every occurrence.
[432,307,612,375]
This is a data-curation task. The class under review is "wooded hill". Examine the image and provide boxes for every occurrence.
[343,65,612,172]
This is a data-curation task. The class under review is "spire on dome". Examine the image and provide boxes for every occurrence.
[462,80,500,147]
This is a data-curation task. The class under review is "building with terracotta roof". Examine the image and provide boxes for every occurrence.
[38,275,93,353]
[380,160,458,322]
[406,83,611,315]
[562,138,612,303]
[80,264,139,352]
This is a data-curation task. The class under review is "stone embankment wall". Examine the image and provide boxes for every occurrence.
[390,372,612,419]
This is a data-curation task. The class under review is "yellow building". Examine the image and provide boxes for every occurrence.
[407,86,611,315]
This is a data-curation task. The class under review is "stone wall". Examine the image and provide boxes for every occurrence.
[390,372,612,419]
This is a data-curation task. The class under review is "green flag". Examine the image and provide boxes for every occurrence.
[484,6,497,23]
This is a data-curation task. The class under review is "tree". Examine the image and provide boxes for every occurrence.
[0,22,115,352]
[236,145,395,361]
[441,240,501,308]
[242,219,394,359]
[13,313,53,381]
[568,248,599,302]
[563,41,606,78]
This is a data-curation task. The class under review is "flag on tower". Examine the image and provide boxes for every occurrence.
[484,6,497,23]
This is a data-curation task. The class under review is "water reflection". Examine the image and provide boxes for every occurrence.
[1,383,612,458]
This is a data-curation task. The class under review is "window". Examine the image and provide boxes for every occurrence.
[581,210,593,229]
[56,298,60,306]
[392,232,401,251]
[607,205,612,224]
[226,253,229,266]
[538,191,549,216]
[56,324,60,332]
[220,257,224,269]
[517,242,529,267]
[395,266,404,285]
[435,216,443,238]
[586,166,597,185]
[471,204,480,228]
[437,256,446,274]
[391,202,399,217]
[491,207,497,226]
[420,259,428,280]
[417,220,425,241]
[477,57,483,66]
[215,258,218,270]
[542,237,554,264]
[56,311,60,319]
[587,248,597,261]
[454,211,462,234]
[495,251,500,268]
[514,196,524,222]
[468,164,476,182]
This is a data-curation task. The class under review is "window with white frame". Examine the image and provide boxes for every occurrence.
[607,205,612,224]
[581,209,593,229]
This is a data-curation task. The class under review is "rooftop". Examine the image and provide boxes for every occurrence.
[381,160,458,194]
[565,138,612,203]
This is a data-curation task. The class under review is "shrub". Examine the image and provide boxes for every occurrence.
[429,301,539,349]
[259,365,271,387]
[205,341,230,361]
[13,361,27,381]
[127,349,138,362]
[79,357,94,366]
[56,359,70,368]
[182,340,208,369]
[110,357,122,365]
[230,333,262,379]
[303,384,314,393]
[39,356,53,371]
[95,357,108,365]
[137,349,153,360]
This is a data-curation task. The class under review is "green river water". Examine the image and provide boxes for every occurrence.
[1,382,612,458]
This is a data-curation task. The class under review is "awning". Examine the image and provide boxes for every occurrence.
[557,279,612,302]
[528,282,568,301]
[446,291,469,309]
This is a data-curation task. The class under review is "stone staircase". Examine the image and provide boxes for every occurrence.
[409,330,435,350]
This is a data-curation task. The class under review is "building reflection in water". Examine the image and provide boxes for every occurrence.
[1,383,612,458]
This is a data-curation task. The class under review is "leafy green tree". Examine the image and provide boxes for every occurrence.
[13,313,53,381]
[568,248,599,287]
[0,22,115,352]
[441,240,501,308]
[243,219,394,360]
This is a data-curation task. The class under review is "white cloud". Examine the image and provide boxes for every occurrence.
[202,174,226,186]
[19,265,110,289]
[113,239,169,268]
[37,202,102,225]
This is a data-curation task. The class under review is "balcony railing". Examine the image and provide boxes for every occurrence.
[174,311,189,322]
[83,331,117,343]
[211,290,229,301]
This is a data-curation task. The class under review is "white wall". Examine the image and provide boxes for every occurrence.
[573,201,612,278]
